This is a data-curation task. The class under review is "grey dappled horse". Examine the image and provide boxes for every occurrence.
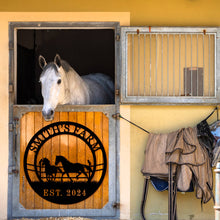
[39,54,114,121]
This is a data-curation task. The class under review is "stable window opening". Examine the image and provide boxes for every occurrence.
[16,29,115,105]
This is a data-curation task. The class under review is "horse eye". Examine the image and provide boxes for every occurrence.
[57,79,61,85]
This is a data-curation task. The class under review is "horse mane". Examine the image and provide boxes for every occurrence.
[57,155,67,162]
[61,60,72,73]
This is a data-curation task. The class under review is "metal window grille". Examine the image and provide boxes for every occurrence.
[121,27,220,104]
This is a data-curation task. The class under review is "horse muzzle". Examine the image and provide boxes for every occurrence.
[42,108,55,121]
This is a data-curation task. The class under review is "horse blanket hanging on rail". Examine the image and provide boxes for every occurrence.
[141,125,214,204]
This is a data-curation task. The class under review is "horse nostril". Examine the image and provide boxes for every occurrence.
[42,110,47,117]
[50,110,54,116]
[42,109,54,118]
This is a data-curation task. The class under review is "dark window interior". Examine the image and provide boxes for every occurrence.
[17,29,115,104]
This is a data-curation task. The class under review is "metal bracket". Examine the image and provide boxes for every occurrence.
[9,123,14,132]
[112,202,120,209]
[116,34,120,41]
[112,113,120,120]
[8,166,19,175]
[9,41,14,50]
[9,83,14,93]
[9,117,19,132]
[115,89,120,96]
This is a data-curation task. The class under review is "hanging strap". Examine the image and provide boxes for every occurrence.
[115,107,218,135]
[204,107,218,121]
[217,107,219,121]
[118,114,150,134]
[141,178,150,220]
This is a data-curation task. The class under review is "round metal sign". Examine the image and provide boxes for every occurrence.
[23,121,107,204]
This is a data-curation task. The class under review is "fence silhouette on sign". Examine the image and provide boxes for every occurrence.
[26,156,105,183]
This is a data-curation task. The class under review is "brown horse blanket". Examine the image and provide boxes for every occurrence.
[141,127,213,204]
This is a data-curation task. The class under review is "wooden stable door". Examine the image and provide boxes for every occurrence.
[19,111,109,209]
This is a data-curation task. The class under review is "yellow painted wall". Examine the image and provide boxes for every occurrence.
[1,1,220,220]
[1,0,220,26]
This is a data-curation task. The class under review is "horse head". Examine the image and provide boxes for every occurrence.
[39,54,66,121]
[39,158,50,166]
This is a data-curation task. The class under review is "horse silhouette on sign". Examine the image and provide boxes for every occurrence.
[39,158,62,182]
[55,155,93,182]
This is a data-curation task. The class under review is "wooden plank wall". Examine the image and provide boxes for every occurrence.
[19,112,109,209]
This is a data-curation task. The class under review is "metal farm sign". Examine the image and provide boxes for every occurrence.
[20,112,109,209]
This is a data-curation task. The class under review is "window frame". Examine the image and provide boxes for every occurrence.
[120,26,220,104]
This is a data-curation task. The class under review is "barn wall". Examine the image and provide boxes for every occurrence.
[1,0,220,27]
[1,1,220,219]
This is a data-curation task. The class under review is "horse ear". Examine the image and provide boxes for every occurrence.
[39,55,47,69]
[54,54,62,68]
